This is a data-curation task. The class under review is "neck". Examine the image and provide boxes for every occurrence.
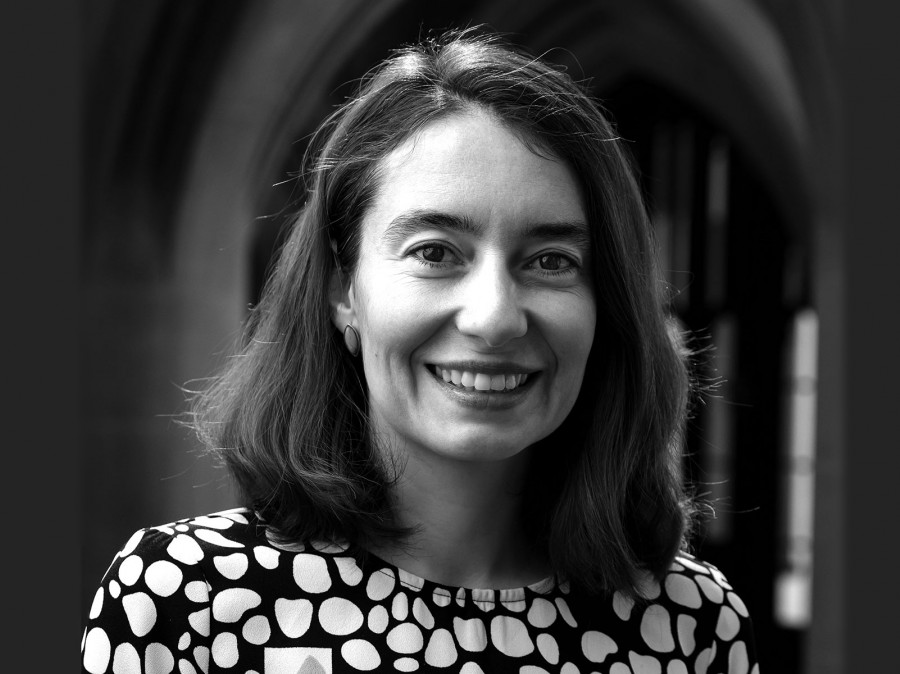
[371,444,549,590]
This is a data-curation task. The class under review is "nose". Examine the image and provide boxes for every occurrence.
[455,258,527,347]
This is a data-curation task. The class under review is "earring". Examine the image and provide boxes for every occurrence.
[343,325,361,357]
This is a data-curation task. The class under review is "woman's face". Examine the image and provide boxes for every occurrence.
[334,112,596,464]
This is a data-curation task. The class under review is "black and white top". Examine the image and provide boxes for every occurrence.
[81,508,759,673]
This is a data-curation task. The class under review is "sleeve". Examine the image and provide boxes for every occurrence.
[81,526,213,674]
[694,564,760,674]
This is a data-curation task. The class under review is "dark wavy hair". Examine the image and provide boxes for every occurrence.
[192,28,694,599]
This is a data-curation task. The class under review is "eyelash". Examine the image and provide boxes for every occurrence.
[407,243,580,276]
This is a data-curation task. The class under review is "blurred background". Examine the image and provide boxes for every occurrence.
[81,1,843,672]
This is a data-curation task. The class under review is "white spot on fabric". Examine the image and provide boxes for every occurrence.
[253,546,280,570]
[581,631,617,663]
[561,663,581,674]
[83,627,111,674]
[729,641,749,674]
[665,574,702,609]
[398,568,425,592]
[213,553,249,580]
[275,598,313,638]
[195,529,243,548]
[629,650,663,674]
[366,568,395,601]
[319,597,364,635]
[392,592,410,621]
[675,556,711,575]
[667,660,689,674]
[424,627,458,667]
[612,591,633,621]
[368,604,389,634]
[177,632,190,651]
[554,598,578,628]
[472,589,495,612]
[432,587,452,607]
[192,645,209,674]
[694,642,717,674]
[120,529,145,557]
[89,587,104,619]
[167,535,204,565]
[264,529,306,552]
[175,525,190,533]
[242,615,271,645]
[677,614,697,656]
[394,657,419,671]
[727,591,749,617]
[536,633,559,664]
[610,664,630,674]
[184,581,208,603]
[527,598,557,628]
[293,554,332,593]
[123,592,157,637]
[211,633,239,668]
[715,605,740,641]
[216,508,250,524]
[695,575,724,603]
[386,623,424,654]
[212,588,261,623]
[453,617,488,652]
[188,608,210,637]
[640,604,675,652]
[521,667,550,674]
[145,560,184,597]
[751,664,760,674]
[456,587,466,607]
[192,516,234,530]
[145,642,175,674]
[178,660,198,674]
[459,663,485,674]
[335,557,364,586]
[412,597,434,629]
[119,555,144,586]
[112,642,140,673]
[109,580,121,599]
[341,639,381,671]
[490,615,534,657]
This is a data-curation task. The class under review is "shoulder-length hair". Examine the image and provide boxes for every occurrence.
[192,28,694,599]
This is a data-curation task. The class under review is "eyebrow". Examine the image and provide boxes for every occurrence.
[382,208,591,250]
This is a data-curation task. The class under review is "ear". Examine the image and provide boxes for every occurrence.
[329,265,356,331]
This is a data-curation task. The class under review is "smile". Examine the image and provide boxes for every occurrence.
[427,365,532,392]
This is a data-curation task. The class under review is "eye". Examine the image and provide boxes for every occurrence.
[419,245,446,263]
[536,253,571,271]
[529,252,578,274]
[408,242,461,268]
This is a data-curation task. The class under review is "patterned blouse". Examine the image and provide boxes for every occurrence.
[81,508,759,673]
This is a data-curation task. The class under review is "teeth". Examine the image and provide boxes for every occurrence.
[432,367,532,392]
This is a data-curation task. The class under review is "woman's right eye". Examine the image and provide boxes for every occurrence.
[409,243,458,268]
[419,245,446,263]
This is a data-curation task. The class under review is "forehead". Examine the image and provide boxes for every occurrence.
[362,112,586,238]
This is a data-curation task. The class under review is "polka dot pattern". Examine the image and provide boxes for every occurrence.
[82,510,758,673]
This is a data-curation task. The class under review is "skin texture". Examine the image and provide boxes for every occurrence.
[331,112,596,587]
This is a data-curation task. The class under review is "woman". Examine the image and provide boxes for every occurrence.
[82,30,758,674]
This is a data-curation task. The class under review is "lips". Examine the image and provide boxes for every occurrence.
[427,365,533,392]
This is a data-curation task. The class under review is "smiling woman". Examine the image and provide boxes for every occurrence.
[82,29,759,674]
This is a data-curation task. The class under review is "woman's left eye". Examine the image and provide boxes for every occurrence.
[530,253,577,272]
